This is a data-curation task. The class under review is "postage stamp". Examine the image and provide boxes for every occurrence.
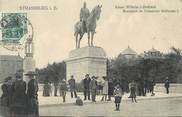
[1,13,28,43]
[0,13,33,51]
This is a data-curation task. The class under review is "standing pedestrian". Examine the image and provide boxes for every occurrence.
[26,71,39,116]
[0,77,12,116]
[43,77,51,96]
[90,76,98,102]
[130,80,137,103]
[48,82,52,96]
[68,75,77,98]
[164,77,170,94]
[83,74,91,100]
[150,79,155,96]
[138,78,145,96]
[43,82,51,97]
[114,84,123,111]
[108,78,114,101]
[59,79,67,103]
[54,82,59,96]
[144,79,147,96]
[10,73,27,116]
[97,78,103,95]
[101,76,108,101]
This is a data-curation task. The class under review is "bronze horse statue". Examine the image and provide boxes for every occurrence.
[74,5,102,48]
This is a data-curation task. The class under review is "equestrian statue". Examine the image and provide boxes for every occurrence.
[74,2,102,48]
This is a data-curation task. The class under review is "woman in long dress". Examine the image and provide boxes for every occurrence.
[101,76,108,101]
[130,80,137,103]
[43,82,51,96]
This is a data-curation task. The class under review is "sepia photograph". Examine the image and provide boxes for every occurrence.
[0,0,182,116]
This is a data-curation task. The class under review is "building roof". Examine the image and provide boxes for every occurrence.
[0,55,23,61]
[148,47,159,53]
[121,46,137,55]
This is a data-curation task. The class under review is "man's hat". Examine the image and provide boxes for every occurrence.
[85,74,89,76]
[25,71,37,76]
[102,76,107,79]
[15,72,22,79]
[92,76,98,79]
[4,76,12,82]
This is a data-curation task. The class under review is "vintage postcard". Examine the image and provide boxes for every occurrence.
[0,0,182,116]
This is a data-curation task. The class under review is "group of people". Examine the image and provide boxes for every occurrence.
[136,78,155,96]
[82,74,114,102]
[0,71,39,116]
[43,75,77,103]
[41,74,171,111]
[42,74,125,110]
[82,74,124,111]
[129,77,171,97]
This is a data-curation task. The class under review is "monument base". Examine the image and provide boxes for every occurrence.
[23,56,36,83]
[65,46,107,82]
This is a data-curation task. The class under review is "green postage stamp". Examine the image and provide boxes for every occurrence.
[0,13,28,43]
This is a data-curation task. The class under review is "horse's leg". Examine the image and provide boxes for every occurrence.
[77,34,80,48]
[75,33,78,48]
[87,31,90,46]
[91,31,94,46]
[78,33,83,48]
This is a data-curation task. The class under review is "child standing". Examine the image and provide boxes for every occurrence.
[114,84,123,111]
[59,79,67,103]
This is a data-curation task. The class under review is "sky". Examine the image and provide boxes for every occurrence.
[0,0,182,68]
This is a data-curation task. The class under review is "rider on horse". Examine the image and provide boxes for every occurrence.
[74,2,102,48]
[80,2,90,33]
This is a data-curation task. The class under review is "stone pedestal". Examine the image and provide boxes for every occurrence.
[65,46,107,82]
[23,56,36,83]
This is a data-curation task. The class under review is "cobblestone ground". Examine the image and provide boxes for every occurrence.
[38,91,182,105]
[40,97,182,116]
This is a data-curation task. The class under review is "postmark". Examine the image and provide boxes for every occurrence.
[0,13,33,51]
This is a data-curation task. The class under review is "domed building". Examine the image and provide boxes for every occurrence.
[144,47,163,59]
[118,46,138,60]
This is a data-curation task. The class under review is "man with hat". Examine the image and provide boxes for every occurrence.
[83,74,91,100]
[10,72,27,116]
[164,77,170,94]
[68,75,77,98]
[25,71,39,116]
[0,76,13,116]
[90,76,98,102]
[108,78,114,101]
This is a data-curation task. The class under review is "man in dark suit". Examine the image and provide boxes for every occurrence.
[68,75,77,98]
[83,74,91,100]
[90,76,98,102]
[164,77,170,94]
[10,73,27,116]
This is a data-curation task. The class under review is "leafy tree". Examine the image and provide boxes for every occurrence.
[36,61,66,83]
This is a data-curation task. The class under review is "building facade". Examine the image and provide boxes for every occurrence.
[0,55,23,82]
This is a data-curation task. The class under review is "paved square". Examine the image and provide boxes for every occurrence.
[38,91,182,116]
